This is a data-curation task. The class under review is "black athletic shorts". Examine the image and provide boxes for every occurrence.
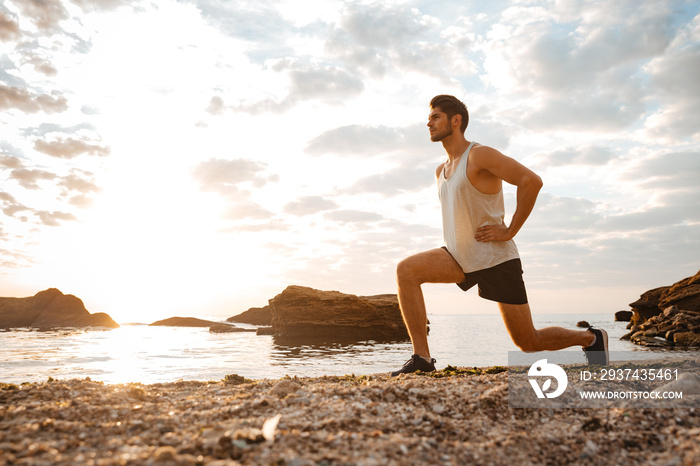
[441,247,528,305]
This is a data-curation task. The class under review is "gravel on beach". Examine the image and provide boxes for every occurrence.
[1,365,699,466]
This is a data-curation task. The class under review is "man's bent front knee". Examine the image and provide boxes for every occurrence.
[396,257,420,286]
[397,249,465,286]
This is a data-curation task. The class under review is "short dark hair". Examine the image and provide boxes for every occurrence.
[430,95,469,133]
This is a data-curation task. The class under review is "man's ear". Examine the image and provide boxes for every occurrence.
[452,114,461,129]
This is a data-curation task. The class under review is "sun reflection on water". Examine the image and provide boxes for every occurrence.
[1,324,412,384]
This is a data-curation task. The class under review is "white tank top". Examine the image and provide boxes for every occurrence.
[437,142,520,273]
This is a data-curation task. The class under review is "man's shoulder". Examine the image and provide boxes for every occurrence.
[470,143,500,156]
[469,144,506,167]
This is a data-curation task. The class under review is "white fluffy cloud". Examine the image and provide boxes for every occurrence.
[481,1,683,132]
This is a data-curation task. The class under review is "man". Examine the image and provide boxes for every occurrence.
[391,94,608,376]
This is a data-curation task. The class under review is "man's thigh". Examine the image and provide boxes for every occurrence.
[398,248,465,284]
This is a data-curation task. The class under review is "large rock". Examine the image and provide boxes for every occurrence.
[629,269,700,325]
[623,270,700,349]
[148,317,258,333]
[621,305,700,348]
[266,285,409,341]
[209,322,257,333]
[228,306,272,326]
[0,288,119,329]
[149,317,217,327]
[614,310,633,322]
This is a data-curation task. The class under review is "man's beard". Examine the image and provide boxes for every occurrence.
[430,126,453,142]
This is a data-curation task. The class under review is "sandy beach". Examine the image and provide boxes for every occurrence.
[2,363,699,466]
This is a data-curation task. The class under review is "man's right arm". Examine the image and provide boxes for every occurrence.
[471,147,543,242]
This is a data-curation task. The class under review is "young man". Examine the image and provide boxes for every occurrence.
[391,95,608,376]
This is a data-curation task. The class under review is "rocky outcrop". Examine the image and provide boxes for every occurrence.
[622,270,700,348]
[228,306,272,326]
[209,323,257,333]
[149,317,217,327]
[0,288,119,329]
[149,317,257,334]
[264,286,409,341]
[622,305,700,348]
[628,269,700,325]
[614,310,633,322]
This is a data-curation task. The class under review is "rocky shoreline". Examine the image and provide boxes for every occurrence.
[623,269,700,349]
[0,289,118,330]
[2,363,700,466]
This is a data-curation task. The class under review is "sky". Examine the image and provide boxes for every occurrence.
[1,0,699,324]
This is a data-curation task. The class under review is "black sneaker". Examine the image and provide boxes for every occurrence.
[583,327,609,366]
[390,354,436,376]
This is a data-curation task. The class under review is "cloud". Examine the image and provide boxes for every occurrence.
[70,0,134,12]
[34,210,77,226]
[0,85,68,114]
[526,193,602,232]
[324,209,383,224]
[21,52,58,76]
[623,151,700,191]
[223,200,274,221]
[205,96,225,115]
[0,154,23,169]
[306,124,408,156]
[0,10,21,41]
[192,158,273,194]
[0,191,29,217]
[192,157,280,223]
[1,149,100,218]
[481,1,683,132]
[0,247,35,269]
[275,216,444,293]
[9,168,55,190]
[531,146,618,168]
[14,0,68,31]
[305,123,437,161]
[644,27,700,139]
[349,165,435,197]
[325,3,430,78]
[57,169,101,207]
[284,61,364,103]
[599,204,695,233]
[339,3,430,48]
[283,195,338,216]
[33,137,110,159]
[205,2,481,116]
[465,118,513,151]
[22,122,98,138]
[195,0,292,46]
[214,60,365,114]
[326,3,477,80]
[305,123,445,198]
[2,193,80,228]
[224,219,290,233]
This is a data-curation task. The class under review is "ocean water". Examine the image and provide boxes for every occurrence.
[0,313,695,385]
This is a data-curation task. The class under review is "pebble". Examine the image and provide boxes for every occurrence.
[1,365,699,465]
[653,373,700,396]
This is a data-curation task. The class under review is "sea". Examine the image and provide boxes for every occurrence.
[1,313,696,385]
